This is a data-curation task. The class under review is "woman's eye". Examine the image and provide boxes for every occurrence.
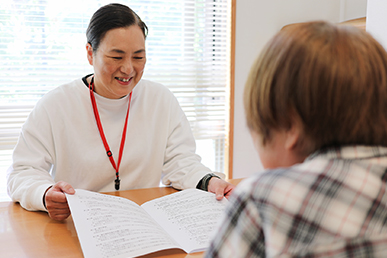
[134,57,144,60]
[112,57,122,60]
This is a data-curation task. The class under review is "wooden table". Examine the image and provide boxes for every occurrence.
[339,17,366,30]
[0,178,243,258]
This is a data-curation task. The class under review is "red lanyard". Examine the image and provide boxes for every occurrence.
[88,76,132,190]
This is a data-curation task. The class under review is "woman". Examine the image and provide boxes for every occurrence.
[7,3,234,221]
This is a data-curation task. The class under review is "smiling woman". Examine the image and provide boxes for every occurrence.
[5,3,235,221]
[0,0,231,202]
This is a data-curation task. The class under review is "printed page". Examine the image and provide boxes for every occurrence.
[66,189,182,258]
[141,189,228,253]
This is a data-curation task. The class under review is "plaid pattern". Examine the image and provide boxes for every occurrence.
[205,146,387,258]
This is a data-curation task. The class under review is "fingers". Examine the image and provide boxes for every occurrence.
[52,181,75,195]
[215,184,225,200]
[223,184,236,199]
[45,181,75,221]
[47,205,71,221]
[207,177,236,200]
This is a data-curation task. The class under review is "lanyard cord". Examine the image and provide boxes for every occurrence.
[88,76,132,190]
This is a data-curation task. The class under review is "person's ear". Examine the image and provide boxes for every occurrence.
[86,43,94,65]
[284,118,302,151]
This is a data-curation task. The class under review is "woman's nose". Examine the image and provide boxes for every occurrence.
[120,59,133,74]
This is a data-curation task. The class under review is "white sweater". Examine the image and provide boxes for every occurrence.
[7,78,214,211]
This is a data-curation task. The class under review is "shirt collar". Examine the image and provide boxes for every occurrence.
[306,145,387,162]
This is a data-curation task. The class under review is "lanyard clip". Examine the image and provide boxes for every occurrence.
[115,177,120,190]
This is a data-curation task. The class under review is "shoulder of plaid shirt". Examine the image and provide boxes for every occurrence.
[205,145,387,258]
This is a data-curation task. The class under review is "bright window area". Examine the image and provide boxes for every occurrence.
[0,0,231,201]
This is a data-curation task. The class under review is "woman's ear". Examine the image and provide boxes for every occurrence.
[86,43,94,65]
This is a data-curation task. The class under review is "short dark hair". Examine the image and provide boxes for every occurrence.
[86,3,148,52]
[244,21,387,154]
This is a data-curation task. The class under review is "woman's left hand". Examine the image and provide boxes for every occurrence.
[207,177,235,200]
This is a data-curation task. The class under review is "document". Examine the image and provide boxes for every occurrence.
[66,188,228,258]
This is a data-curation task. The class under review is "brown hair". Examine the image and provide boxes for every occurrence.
[244,21,387,154]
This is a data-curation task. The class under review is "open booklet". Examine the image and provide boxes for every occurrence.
[66,188,228,258]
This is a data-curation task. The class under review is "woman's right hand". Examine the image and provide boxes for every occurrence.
[44,181,75,221]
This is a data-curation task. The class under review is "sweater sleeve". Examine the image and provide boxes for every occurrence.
[7,101,56,211]
[161,94,224,189]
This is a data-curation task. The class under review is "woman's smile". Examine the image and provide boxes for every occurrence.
[86,25,146,99]
[116,77,132,83]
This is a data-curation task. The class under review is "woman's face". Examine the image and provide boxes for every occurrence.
[86,25,146,99]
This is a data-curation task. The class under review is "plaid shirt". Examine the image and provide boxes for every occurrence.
[205,146,387,257]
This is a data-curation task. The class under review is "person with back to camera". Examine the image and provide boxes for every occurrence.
[205,21,387,257]
[7,3,235,221]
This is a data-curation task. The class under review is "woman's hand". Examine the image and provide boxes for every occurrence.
[44,181,75,221]
[207,177,235,200]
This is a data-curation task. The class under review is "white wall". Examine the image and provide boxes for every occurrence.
[340,0,368,21]
[232,0,367,179]
[366,0,387,49]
